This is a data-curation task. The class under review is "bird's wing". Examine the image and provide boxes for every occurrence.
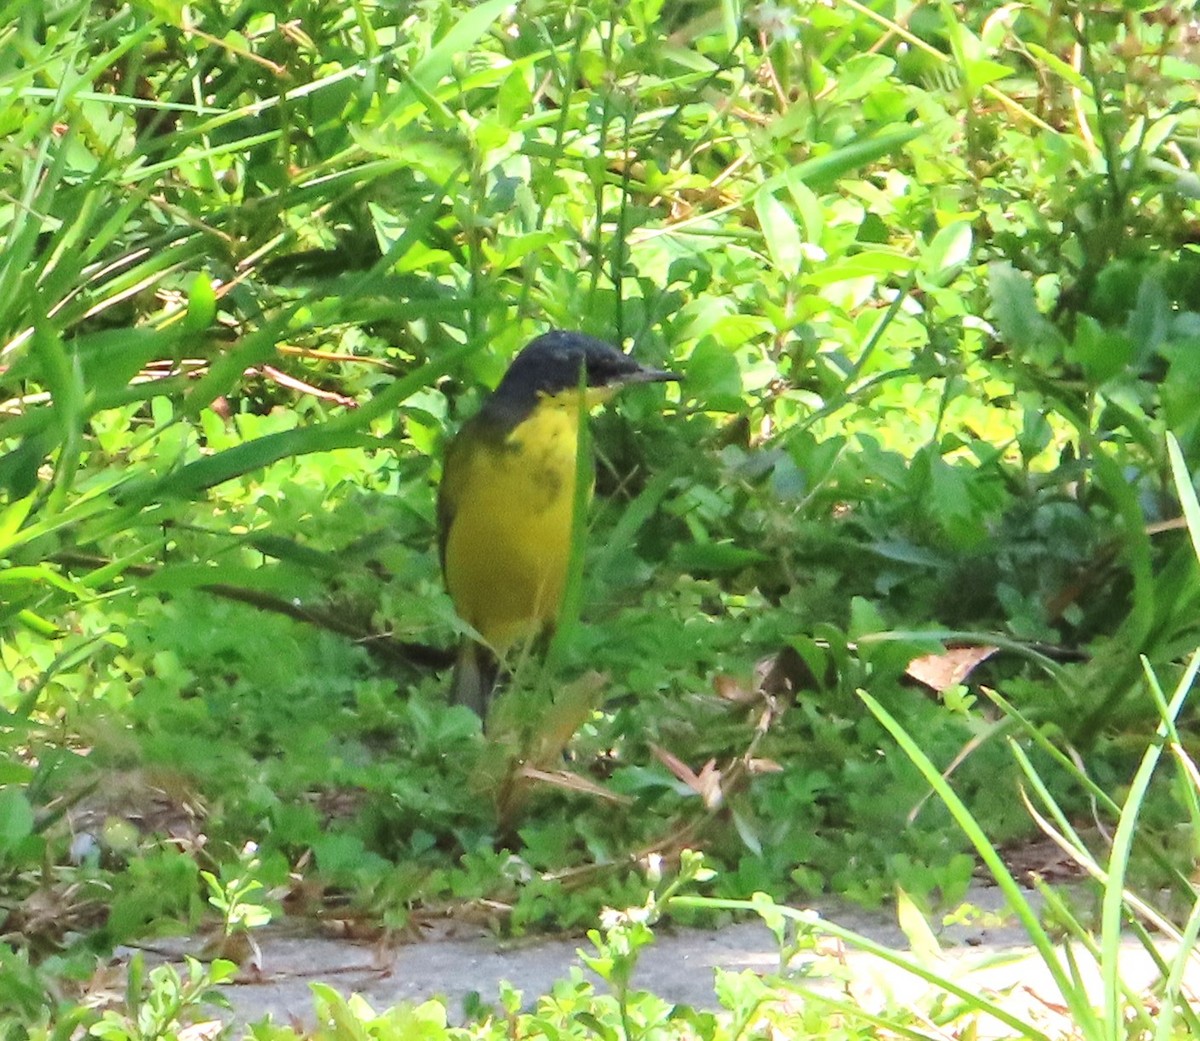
[436,418,479,575]
[435,459,458,577]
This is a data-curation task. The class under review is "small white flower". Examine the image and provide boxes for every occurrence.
[748,3,800,42]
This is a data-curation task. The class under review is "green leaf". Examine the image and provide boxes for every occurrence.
[920,221,973,287]
[0,787,35,854]
[683,338,743,409]
[72,327,182,400]
[135,563,320,596]
[380,0,514,123]
[246,534,344,572]
[778,126,925,190]
[729,799,763,856]
[0,491,36,556]
[1024,43,1089,91]
[31,318,84,512]
[0,763,35,785]
[672,541,768,573]
[964,57,1013,93]
[0,565,91,598]
[896,886,942,967]
[782,171,824,241]
[126,427,375,502]
[808,249,914,286]
[183,272,217,333]
[848,596,886,640]
[833,54,897,101]
[0,442,45,505]
[927,453,986,548]
[988,262,1064,353]
[180,308,297,419]
[754,191,802,278]
[1126,273,1171,364]
[1068,315,1133,385]
[1167,434,1200,566]
[14,610,61,638]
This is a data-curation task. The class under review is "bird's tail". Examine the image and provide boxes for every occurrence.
[450,640,500,717]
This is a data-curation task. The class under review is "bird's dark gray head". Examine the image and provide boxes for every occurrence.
[492,331,676,404]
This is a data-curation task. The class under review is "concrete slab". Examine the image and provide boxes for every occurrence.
[120,883,1199,1035]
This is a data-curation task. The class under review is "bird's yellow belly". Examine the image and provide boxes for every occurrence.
[444,405,584,655]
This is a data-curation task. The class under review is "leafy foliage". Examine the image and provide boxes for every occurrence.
[2,0,1200,1000]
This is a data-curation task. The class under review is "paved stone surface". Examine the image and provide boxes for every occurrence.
[123,883,1199,1034]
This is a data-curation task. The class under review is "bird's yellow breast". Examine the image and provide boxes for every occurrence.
[442,395,591,656]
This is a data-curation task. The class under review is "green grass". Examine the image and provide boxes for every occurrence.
[2,1,1200,1033]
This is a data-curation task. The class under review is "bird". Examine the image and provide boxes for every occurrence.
[437,330,678,716]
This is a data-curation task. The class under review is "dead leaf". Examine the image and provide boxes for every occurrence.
[712,673,756,703]
[178,1021,224,1041]
[516,766,633,804]
[755,645,823,696]
[651,745,723,809]
[905,645,998,692]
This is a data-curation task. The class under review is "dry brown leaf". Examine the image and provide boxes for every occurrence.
[905,645,999,692]
[755,645,821,696]
[651,745,723,809]
[178,1021,224,1041]
[516,766,633,804]
[712,673,756,703]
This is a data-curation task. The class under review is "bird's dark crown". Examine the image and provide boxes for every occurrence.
[487,331,674,412]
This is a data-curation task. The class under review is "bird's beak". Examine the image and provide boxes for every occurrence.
[623,366,680,385]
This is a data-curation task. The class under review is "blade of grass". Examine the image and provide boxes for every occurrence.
[375,0,514,126]
[1092,651,1199,1036]
[672,895,1052,1041]
[1167,432,1200,563]
[857,689,1104,1037]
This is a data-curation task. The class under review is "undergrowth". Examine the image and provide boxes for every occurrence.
[1,1,1199,1021]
